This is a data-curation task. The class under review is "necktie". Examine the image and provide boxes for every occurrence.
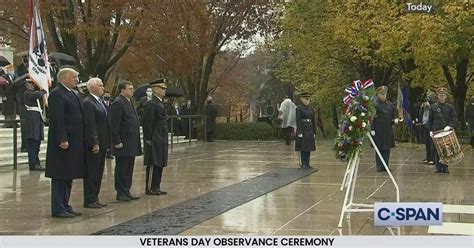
[99,98,108,116]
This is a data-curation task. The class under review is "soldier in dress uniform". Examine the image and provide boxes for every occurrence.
[428,86,458,174]
[142,78,168,195]
[24,80,47,171]
[295,92,316,169]
[371,86,398,172]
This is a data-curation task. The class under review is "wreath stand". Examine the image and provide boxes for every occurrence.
[337,132,401,235]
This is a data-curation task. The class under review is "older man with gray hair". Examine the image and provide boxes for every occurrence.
[83,77,110,208]
[46,68,86,218]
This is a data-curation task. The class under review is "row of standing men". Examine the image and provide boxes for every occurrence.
[44,68,174,218]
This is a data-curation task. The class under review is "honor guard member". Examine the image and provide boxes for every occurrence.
[142,78,168,195]
[428,86,458,174]
[24,80,47,171]
[295,92,316,168]
[371,86,398,172]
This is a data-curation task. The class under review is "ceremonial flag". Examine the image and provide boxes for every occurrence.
[28,0,51,94]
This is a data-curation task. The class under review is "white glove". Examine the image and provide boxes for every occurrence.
[297,134,303,138]
[429,131,433,137]
[394,118,399,124]
[370,130,375,136]
[443,126,451,131]
[466,122,469,126]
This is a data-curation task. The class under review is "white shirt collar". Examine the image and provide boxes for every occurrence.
[61,83,72,91]
[91,93,101,102]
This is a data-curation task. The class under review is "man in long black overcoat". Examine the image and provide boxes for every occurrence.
[109,81,142,201]
[45,68,86,218]
[142,78,169,195]
[82,78,110,208]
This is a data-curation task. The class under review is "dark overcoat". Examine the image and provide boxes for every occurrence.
[109,95,142,157]
[203,103,217,132]
[45,84,86,179]
[372,98,396,151]
[142,95,168,167]
[295,104,316,152]
[23,89,46,141]
[83,94,110,152]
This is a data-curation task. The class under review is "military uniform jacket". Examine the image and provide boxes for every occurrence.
[295,104,316,152]
[109,95,142,157]
[23,89,46,141]
[45,84,86,180]
[428,102,457,132]
[372,98,396,150]
[142,95,168,167]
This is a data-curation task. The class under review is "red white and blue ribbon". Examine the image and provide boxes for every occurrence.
[343,79,374,106]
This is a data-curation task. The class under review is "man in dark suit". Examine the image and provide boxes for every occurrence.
[142,78,168,195]
[82,78,109,208]
[109,81,142,202]
[181,99,194,138]
[45,68,86,218]
[203,96,217,142]
[138,87,153,123]
[23,80,47,171]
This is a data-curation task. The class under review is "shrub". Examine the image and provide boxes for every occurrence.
[214,122,274,140]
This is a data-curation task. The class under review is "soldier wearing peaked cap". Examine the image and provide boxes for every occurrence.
[295,92,317,169]
[428,86,458,173]
[142,78,169,195]
[371,85,398,172]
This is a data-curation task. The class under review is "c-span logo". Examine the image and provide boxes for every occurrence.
[374,202,442,226]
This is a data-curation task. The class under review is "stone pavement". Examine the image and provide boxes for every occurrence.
[0,140,472,235]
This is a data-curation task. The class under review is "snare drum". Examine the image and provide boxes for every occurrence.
[432,129,464,165]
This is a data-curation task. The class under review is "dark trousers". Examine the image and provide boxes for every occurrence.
[206,131,214,142]
[282,127,293,145]
[145,166,164,192]
[27,139,40,169]
[51,178,73,215]
[433,148,448,172]
[300,151,311,168]
[470,136,474,147]
[375,149,390,170]
[19,113,27,151]
[114,156,135,197]
[83,150,106,205]
[422,127,434,162]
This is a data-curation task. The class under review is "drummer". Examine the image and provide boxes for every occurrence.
[428,86,458,174]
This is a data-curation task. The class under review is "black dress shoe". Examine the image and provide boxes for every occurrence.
[30,165,45,171]
[145,190,161,195]
[98,202,108,207]
[158,190,168,195]
[84,202,102,208]
[52,212,75,218]
[116,195,130,202]
[71,211,82,216]
[127,194,140,200]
